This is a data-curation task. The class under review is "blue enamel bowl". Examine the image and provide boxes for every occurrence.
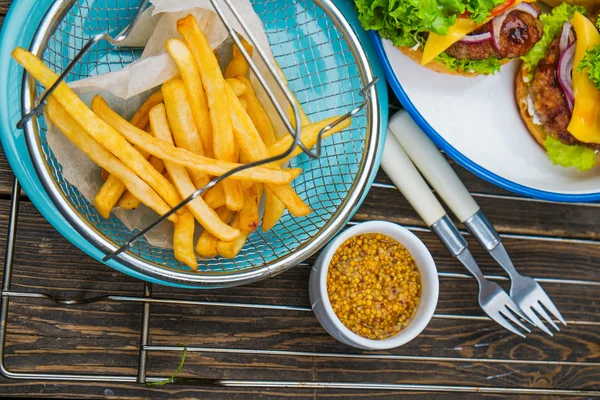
[0,0,388,288]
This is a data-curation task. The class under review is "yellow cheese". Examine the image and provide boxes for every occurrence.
[421,19,479,65]
[568,12,600,143]
[421,0,532,66]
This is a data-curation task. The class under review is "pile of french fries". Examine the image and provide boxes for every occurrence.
[12,15,351,270]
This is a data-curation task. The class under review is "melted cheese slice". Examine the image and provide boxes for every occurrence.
[421,0,532,66]
[422,19,480,65]
[568,12,600,143]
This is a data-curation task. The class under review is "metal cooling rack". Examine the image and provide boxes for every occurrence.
[2,162,600,396]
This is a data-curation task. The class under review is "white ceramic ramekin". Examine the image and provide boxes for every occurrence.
[309,221,439,349]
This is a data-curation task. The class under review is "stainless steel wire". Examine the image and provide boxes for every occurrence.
[1,176,600,394]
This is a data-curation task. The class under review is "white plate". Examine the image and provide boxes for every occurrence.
[372,32,600,202]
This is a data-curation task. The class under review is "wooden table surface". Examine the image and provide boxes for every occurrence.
[1,1,600,398]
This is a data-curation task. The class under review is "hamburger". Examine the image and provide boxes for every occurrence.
[356,0,543,75]
[516,4,600,170]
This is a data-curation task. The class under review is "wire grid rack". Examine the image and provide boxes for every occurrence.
[3,0,600,396]
[28,0,375,280]
[2,175,600,397]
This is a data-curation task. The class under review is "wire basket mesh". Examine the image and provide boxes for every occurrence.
[25,0,380,286]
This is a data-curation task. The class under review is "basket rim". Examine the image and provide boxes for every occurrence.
[16,0,386,287]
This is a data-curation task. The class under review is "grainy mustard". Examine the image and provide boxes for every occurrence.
[327,233,421,340]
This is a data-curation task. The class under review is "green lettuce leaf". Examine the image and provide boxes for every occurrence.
[435,52,502,74]
[578,44,600,91]
[521,3,586,76]
[355,0,463,47]
[466,0,504,24]
[544,136,596,171]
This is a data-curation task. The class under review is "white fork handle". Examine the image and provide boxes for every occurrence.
[388,111,480,223]
[381,131,445,226]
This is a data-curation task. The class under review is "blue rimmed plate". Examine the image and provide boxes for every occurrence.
[371,31,600,202]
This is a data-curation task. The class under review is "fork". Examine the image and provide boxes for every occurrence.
[388,110,566,336]
[486,239,566,336]
[431,215,532,337]
[381,129,532,336]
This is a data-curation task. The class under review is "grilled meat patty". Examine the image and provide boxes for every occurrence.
[446,8,542,60]
[529,37,574,144]
[529,37,600,149]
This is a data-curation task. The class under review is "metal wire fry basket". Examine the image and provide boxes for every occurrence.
[19,0,383,288]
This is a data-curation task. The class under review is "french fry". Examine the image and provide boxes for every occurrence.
[268,116,351,166]
[226,78,247,97]
[118,156,165,210]
[130,90,164,130]
[149,103,240,242]
[238,76,283,229]
[239,185,261,233]
[100,114,160,212]
[173,208,198,270]
[262,188,286,231]
[216,214,248,259]
[92,95,300,185]
[235,75,277,146]
[93,92,162,216]
[95,175,126,217]
[45,97,176,222]
[94,141,152,217]
[165,38,213,158]
[162,78,210,189]
[224,181,245,211]
[196,207,234,258]
[203,183,226,209]
[225,84,311,217]
[101,168,109,181]
[116,190,139,210]
[12,48,183,210]
[240,180,254,191]
[240,122,281,228]
[224,36,254,79]
[177,15,240,210]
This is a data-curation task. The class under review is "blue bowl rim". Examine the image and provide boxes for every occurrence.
[370,30,600,203]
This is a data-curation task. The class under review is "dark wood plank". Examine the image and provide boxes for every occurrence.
[374,160,513,197]
[0,0,19,197]
[3,201,599,318]
[357,182,600,240]
[3,298,600,393]
[0,381,531,400]
[0,0,9,20]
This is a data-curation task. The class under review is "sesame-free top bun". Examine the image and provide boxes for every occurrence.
[515,65,600,166]
[399,46,509,77]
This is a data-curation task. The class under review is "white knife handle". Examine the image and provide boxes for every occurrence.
[388,111,480,223]
[381,132,446,226]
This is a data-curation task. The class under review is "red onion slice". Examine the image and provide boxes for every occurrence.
[492,3,540,51]
[559,22,572,53]
[511,2,540,18]
[459,32,493,43]
[558,42,576,112]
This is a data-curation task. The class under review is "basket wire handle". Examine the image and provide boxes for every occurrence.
[16,0,152,129]
[14,0,378,263]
